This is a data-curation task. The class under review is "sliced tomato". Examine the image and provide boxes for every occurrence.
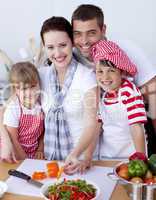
[47,161,59,178]
[32,171,47,180]
[46,161,59,171]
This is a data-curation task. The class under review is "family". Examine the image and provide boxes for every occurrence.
[0,4,156,174]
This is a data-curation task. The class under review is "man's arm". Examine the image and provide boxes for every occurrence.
[140,76,156,132]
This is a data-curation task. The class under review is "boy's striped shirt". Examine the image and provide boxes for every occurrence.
[103,79,147,125]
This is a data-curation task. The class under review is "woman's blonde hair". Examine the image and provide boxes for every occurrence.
[10,62,40,89]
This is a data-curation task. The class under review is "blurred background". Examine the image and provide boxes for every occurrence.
[0,0,155,63]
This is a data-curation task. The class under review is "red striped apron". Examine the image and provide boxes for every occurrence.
[18,105,44,158]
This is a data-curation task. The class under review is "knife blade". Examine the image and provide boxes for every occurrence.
[8,169,43,188]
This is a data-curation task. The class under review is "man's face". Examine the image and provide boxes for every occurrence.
[73,18,106,61]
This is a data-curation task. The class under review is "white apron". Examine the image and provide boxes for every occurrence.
[99,90,135,160]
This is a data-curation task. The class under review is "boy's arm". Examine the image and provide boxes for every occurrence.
[130,123,146,153]
[5,126,27,160]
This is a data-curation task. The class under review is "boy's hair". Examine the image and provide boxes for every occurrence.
[10,62,40,87]
[71,4,104,29]
[40,16,73,44]
[100,60,116,68]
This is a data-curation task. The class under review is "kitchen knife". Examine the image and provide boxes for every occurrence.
[8,169,43,188]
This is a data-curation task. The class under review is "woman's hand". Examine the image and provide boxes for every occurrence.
[64,153,81,175]
[64,156,92,175]
[77,158,92,174]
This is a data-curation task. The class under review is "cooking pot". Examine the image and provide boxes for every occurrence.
[107,161,156,200]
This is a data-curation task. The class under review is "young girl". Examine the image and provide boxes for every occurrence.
[3,62,44,160]
[91,40,147,159]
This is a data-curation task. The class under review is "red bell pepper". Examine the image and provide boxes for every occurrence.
[129,152,148,162]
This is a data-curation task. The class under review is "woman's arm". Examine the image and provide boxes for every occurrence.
[64,87,98,173]
[84,121,102,156]
[5,126,27,160]
[130,123,146,153]
[69,87,97,157]
[78,121,102,173]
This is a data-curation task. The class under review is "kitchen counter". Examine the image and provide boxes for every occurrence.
[0,160,130,200]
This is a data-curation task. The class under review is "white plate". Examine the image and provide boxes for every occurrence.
[40,179,100,200]
[0,181,8,198]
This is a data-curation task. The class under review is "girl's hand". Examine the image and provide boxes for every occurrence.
[1,153,17,163]
[0,148,18,163]
[34,151,44,160]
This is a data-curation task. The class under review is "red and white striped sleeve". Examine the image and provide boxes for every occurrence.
[121,79,147,125]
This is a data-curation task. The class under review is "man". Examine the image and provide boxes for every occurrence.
[72,4,156,155]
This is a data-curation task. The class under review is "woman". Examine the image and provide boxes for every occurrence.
[1,16,98,173]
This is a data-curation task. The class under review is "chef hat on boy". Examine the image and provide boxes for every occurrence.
[91,40,137,76]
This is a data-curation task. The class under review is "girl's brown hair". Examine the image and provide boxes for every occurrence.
[10,62,40,88]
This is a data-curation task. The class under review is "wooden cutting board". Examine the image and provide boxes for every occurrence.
[6,159,117,200]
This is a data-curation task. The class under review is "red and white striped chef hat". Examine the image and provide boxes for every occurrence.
[91,40,137,76]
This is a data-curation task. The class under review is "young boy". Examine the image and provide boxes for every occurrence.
[91,40,147,159]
